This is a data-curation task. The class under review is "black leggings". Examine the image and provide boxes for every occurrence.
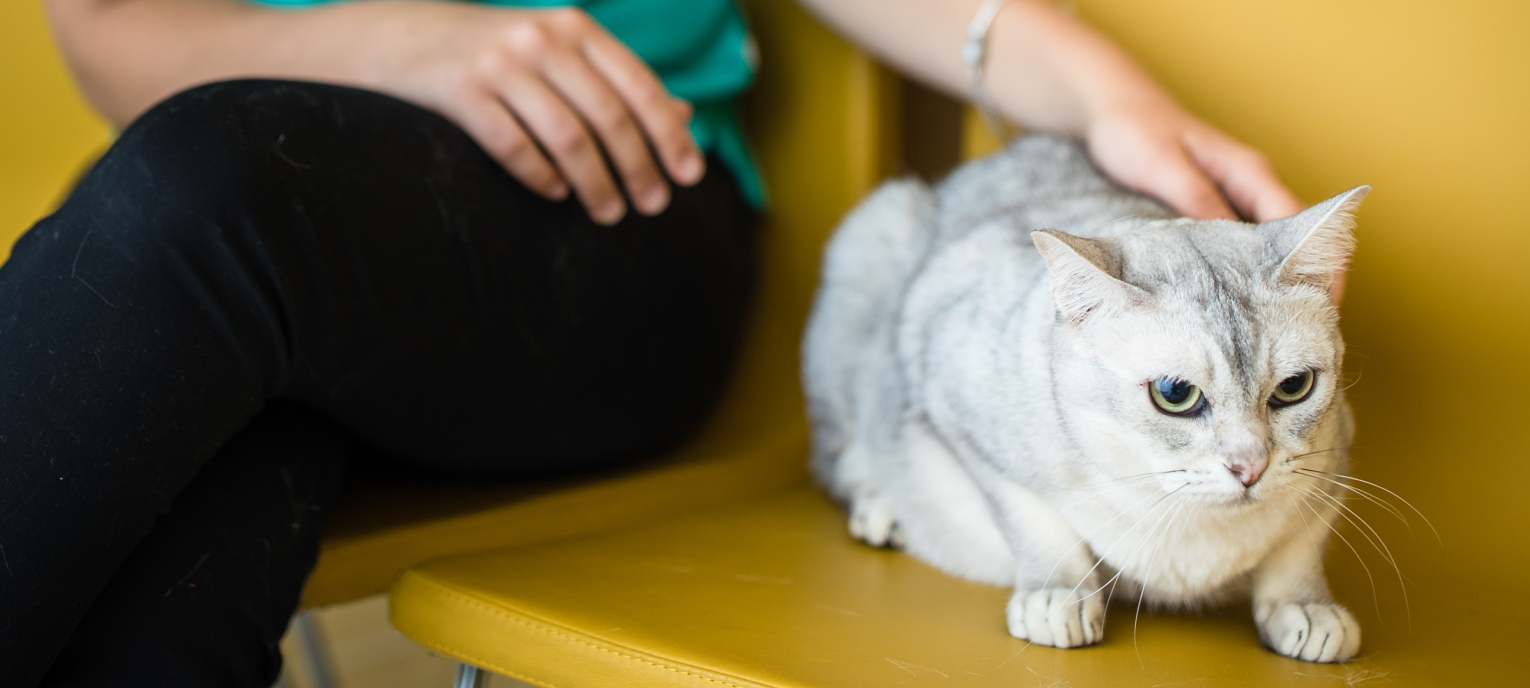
[0,80,756,686]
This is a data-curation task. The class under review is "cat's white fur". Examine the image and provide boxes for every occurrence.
[805,136,1368,663]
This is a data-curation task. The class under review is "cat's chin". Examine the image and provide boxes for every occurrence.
[1184,489,1266,509]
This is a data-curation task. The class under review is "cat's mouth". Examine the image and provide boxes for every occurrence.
[1173,481,1267,508]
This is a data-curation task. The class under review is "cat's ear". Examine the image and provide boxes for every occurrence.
[1031,230,1147,324]
[1260,186,1368,291]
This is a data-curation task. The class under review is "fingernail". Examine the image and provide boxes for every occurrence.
[641,185,670,215]
[548,181,569,200]
[676,153,704,185]
[595,201,626,226]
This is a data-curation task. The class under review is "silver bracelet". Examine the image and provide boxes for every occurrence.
[962,0,1017,138]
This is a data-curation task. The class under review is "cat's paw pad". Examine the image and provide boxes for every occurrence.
[1006,588,1104,648]
[1257,602,1361,663]
[848,494,903,548]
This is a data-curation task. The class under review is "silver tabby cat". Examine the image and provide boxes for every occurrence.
[804,135,1367,663]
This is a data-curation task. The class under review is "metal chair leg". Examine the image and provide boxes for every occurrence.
[454,664,488,688]
[293,611,338,688]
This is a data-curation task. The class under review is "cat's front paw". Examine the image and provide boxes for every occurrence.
[848,493,904,548]
[1006,588,1104,648]
[1257,601,1361,663]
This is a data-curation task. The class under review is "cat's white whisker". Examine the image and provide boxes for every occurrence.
[1285,485,1325,560]
[1102,568,1125,612]
[1298,484,1412,628]
[1300,468,1436,543]
[1298,485,1402,574]
[1072,486,1185,607]
[1294,489,1381,616]
[1132,498,1191,667]
[1282,446,1346,466]
[1052,494,1172,610]
[1050,474,1167,517]
[1085,488,1194,618]
[1057,469,1185,494]
[1041,485,1177,591]
[1295,469,1408,527]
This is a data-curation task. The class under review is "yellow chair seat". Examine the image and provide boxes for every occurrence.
[391,488,1524,686]
[300,420,809,607]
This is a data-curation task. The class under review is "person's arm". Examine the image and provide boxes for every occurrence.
[794,0,1302,224]
[45,0,705,225]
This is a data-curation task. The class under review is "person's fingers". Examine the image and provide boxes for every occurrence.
[488,24,626,224]
[501,71,625,224]
[1142,145,1238,221]
[448,88,569,201]
[539,42,671,215]
[1180,128,1344,305]
[1183,130,1303,222]
[1087,106,1235,220]
[582,27,705,185]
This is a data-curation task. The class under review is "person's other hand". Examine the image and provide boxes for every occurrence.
[364,4,704,224]
[1083,96,1348,303]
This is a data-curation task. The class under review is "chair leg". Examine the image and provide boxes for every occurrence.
[453,664,488,688]
[293,610,339,688]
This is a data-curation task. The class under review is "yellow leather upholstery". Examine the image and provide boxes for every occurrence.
[393,488,1522,686]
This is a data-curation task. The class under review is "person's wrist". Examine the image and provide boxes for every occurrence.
[981,0,1163,137]
[980,0,1084,134]
[1076,67,1182,135]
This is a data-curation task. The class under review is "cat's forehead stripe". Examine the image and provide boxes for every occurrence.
[1129,229,1267,392]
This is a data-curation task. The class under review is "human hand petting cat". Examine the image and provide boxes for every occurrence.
[1084,96,1302,224]
[1081,95,1354,304]
[795,0,1345,303]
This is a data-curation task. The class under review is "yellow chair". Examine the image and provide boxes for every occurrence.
[387,1,1530,686]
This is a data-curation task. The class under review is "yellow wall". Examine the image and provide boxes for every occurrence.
[0,1,113,261]
[1074,0,1530,609]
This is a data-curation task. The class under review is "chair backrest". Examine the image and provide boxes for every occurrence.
[676,0,901,457]
[0,2,113,261]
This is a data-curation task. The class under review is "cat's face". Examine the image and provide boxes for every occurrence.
[1035,188,1365,507]
[1051,271,1346,505]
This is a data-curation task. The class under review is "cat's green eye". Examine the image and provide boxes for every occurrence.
[1150,377,1204,416]
[1270,370,1316,407]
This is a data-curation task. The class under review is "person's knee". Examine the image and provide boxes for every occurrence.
[97,80,330,205]
[51,81,348,275]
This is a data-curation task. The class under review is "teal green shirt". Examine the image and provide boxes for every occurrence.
[254,0,763,207]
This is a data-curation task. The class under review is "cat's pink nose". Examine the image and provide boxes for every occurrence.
[1227,454,1268,487]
